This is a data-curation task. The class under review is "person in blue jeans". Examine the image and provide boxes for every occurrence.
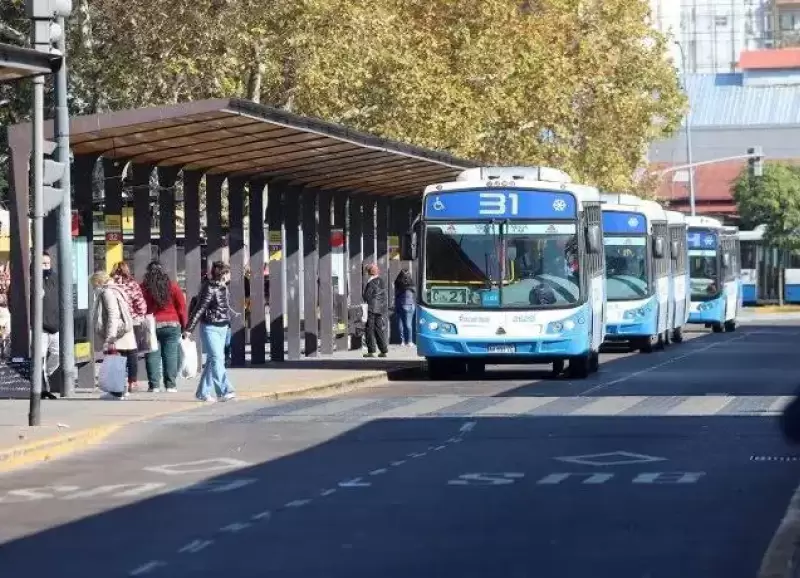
[185,261,235,402]
[394,269,416,347]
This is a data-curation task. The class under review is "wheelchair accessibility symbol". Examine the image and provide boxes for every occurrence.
[432,197,445,211]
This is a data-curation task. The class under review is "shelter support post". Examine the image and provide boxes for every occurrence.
[102,158,124,274]
[267,184,285,361]
[228,177,246,367]
[363,198,376,267]
[205,175,225,267]
[389,199,414,343]
[183,171,204,361]
[333,192,349,352]
[131,164,154,279]
[7,129,31,358]
[318,190,334,355]
[285,186,302,361]
[302,189,319,357]
[248,180,267,364]
[348,195,364,351]
[157,167,180,279]
[376,198,390,333]
[74,155,97,389]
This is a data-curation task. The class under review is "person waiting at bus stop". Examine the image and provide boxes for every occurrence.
[363,263,389,358]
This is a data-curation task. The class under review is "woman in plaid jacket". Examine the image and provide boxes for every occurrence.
[111,262,147,391]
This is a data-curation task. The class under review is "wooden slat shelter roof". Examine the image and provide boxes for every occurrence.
[10,98,477,196]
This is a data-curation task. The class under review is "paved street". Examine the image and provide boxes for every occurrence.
[0,319,799,578]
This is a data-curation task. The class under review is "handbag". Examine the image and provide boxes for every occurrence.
[98,354,127,394]
[144,314,158,353]
[133,323,149,351]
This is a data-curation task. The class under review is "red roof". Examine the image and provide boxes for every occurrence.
[739,48,800,70]
[653,160,744,215]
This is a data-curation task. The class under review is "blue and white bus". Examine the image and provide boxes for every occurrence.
[686,216,742,332]
[402,166,606,379]
[665,210,690,343]
[600,194,671,352]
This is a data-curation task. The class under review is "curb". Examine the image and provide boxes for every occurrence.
[0,365,416,474]
[759,482,800,578]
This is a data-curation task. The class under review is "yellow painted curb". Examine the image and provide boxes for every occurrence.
[758,482,800,578]
[749,306,800,314]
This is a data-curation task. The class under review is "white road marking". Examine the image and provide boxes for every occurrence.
[64,483,166,500]
[390,460,406,467]
[285,499,311,508]
[371,395,466,419]
[221,522,252,533]
[433,445,446,451]
[408,452,426,458]
[555,451,666,467]
[369,468,388,476]
[281,397,377,418]
[339,477,371,488]
[580,333,747,395]
[252,510,272,520]
[570,396,647,416]
[448,473,525,486]
[129,561,166,576]
[178,540,214,554]
[473,397,559,416]
[460,421,476,433]
[320,489,337,497]
[768,396,793,414]
[144,458,251,476]
[667,396,734,416]
[536,473,614,485]
[632,472,705,484]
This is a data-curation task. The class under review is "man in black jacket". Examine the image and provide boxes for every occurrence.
[362,263,389,358]
[40,252,60,398]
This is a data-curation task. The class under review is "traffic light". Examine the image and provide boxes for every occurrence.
[747,147,764,178]
[41,139,67,215]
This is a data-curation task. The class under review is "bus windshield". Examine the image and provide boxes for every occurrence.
[689,250,719,299]
[604,236,648,300]
[423,222,581,309]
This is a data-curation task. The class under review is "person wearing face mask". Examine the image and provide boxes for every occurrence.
[185,261,235,402]
[40,252,60,399]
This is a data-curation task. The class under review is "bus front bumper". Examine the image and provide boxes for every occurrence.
[417,333,591,361]
[688,297,724,324]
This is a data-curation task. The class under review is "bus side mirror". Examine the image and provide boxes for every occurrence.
[400,232,416,261]
[670,240,680,260]
[653,237,665,259]
[587,225,602,254]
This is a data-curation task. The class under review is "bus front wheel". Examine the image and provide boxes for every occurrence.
[552,359,565,377]
[672,327,684,343]
[712,322,724,333]
[639,334,660,354]
[724,320,736,332]
[568,355,592,379]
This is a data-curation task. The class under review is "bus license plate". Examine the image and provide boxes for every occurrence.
[488,344,515,354]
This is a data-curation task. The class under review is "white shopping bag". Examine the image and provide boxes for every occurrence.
[179,337,199,379]
[98,354,127,394]
[144,314,159,352]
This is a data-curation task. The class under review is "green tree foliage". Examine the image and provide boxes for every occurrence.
[733,163,800,250]
[2,0,685,199]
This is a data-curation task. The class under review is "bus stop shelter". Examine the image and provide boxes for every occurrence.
[6,98,475,387]
[0,42,61,82]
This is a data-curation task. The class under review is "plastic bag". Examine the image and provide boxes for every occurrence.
[179,337,199,379]
[98,354,127,393]
[144,315,159,353]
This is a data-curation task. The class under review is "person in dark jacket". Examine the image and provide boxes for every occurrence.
[394,269,416,347]
[362,263,389,358]
[41,252,59,399]
[185,261,235,402]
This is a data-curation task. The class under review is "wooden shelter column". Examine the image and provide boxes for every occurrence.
[130,164,153,279]
[7,128,31,357]
[183,171,204,364]
[302,189,319,357]
[248,180,267,365]
[363,198,376,267]
[157,167,180,279]
[228,177,246,367]
[267,184,285,361]
[333,192,349,352]
[285,186,302,361]
[102,159,125,274]
[376,198,390,319]
[74,155,98,388]
[317,190,334,355]
[205,175,225,266]
[348,194,364,350]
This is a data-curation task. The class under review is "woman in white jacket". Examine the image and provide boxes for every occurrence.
[91,271,137,399]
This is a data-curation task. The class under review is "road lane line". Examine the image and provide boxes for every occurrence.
[251,510,272,520]
[569,396,647,416]
[460,421,476,432]
[278,397,378,419]
[221,522,251,533]
[129,561,166,576]
[371,396,467,419]
[285,499,311,507]
[178,540,214,554]
[768,396,793,414]
[580,333,748,396]
[473,396,560,416]
[666,396,735,416]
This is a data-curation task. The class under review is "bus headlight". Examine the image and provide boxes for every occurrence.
[547,316,580,334]
[426,320,457,334]
[563,319,576,331]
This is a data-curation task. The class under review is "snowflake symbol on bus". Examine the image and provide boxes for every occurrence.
[704,236,714,246]
[552,199,567,212]
[628,217,639,228]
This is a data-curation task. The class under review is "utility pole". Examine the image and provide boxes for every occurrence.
[54,13,76,398]
[26,0,72,425]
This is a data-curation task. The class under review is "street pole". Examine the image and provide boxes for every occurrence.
[29,20,49,426]
[54,15,75,398]
[674,41,696,216]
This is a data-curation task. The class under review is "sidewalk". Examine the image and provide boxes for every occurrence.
[0,347,423,473]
